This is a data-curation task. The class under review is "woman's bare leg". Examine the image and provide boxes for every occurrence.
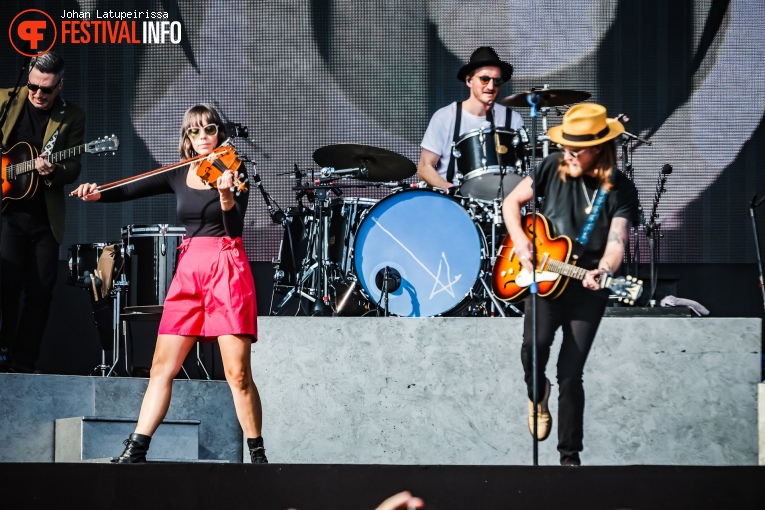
[134,334,197,436]
[218,334,262,437]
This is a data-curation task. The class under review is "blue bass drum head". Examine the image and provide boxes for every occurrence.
[353,190,483,317]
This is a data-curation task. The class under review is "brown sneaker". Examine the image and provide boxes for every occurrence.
[527,378,552,441]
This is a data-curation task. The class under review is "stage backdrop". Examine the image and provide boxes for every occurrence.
[1,0,764,265]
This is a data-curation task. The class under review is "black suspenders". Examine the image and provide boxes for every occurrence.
[445,101,463,185]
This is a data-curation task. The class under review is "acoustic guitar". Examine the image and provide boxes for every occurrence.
[1,135,119,209]
[492,213,643,304]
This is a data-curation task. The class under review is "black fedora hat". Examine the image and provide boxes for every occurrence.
[456,46,514,82]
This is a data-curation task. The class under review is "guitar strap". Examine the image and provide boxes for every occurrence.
[42,98,66,155]
[42,129,59,155]
[40,99,66,187]
[572,168,617,260]
[445,101,463,186]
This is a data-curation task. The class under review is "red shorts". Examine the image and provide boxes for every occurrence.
[158,236,258,341]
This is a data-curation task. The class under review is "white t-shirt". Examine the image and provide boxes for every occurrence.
[421,102,524,184]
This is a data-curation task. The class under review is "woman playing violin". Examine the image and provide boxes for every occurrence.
[74,104,267,464]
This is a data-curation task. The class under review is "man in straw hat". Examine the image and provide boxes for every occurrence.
[502,103,639,466]
[417,46,523,189]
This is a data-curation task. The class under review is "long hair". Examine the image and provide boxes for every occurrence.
[178,104,228,160]
[557,140,617,191]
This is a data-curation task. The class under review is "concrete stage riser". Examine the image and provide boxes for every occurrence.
[254,316,761,466]
[0,376,240,463]
[1,316,760,466]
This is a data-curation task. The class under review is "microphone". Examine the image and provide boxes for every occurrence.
[661,163,673,175]
[753,193,765,209]
[320,167,362,178]
[615,113,629,123]
[292,164,302,184]
[485,103,495,127]
[375,266,402,293]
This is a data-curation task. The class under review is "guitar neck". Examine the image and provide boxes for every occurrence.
[12,144,86,176]
[545,258,589,281]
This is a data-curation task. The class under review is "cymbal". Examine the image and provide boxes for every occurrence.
[313,143,416,182]
[501,88,591,108]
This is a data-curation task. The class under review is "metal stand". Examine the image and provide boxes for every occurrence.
[526,91,542,466]
[749,195,765,316]
[644,165,672,304]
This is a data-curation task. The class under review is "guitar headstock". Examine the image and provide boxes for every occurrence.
[86,135,120,155]
[605,275,643,305]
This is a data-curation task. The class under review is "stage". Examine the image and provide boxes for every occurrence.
[254,316,761,466]
[0,463,762,509]
[1,316,763,508]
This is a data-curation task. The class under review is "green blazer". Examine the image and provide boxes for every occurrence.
[1,86,86,244]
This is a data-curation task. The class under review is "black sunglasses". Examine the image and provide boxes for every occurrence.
[476,75,504,87]
[27,79,62,95]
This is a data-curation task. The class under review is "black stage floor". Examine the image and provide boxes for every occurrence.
[1,463,762,509]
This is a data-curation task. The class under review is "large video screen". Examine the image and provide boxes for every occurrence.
[2,0,764,265]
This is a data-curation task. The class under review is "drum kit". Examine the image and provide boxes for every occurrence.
[270,86,594,318]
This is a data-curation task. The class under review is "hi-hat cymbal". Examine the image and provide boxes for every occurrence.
[501,88,591,108]
[313,143,416,182]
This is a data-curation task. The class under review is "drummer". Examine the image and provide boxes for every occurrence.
[417,46,523,190]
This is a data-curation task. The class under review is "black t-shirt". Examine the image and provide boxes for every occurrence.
[98,165,248,238]
[532,153,639,269]
[5,99,53,216]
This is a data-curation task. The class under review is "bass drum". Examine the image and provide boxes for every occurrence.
[353,189,483,317]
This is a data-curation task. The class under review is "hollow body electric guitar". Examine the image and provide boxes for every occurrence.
[492,213,643,304]
[1,135,119,209]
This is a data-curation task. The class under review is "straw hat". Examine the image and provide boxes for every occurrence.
[547,104,625,147]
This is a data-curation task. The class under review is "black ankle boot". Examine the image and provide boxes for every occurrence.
[247,437,268,464]
[113,433,151,463]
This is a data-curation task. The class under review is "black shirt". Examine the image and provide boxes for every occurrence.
[98,165,248,238]
[5,99,53,216]
[532,153,639,269]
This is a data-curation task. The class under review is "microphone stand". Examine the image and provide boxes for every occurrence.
[526,91,541,466]
[645,165,672,304]
[749,194,765,317]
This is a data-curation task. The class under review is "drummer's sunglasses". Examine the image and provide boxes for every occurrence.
[187,123,219,140]
[476,75,504,87]
[27,79,61,95]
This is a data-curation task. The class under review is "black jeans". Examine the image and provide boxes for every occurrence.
[521,284,608,458]
[0,212,59,370]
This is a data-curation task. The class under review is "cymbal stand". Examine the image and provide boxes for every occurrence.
[310,186,333,316]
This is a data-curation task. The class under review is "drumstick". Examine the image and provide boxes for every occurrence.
[91,271,99,301]
[96,269,105,298]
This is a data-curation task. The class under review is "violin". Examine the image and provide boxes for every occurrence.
[196,144,248,193]
[71,140,248,196]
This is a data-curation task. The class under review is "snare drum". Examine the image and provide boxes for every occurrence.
[353,189,483,317]
[453,127,526,200]
[121,224,185,307]
[68,242,121,287]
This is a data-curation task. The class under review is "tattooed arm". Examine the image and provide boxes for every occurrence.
[583,217,629,290]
